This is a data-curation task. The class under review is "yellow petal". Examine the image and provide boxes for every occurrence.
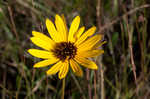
[68,16,80,42]
[32,31,55,44]
[74,55,98,69]
[28,49,53,59]
[46,61,62,75]
[75,26,85,40]
[70,59,83,77]
[77,34,102,51]
[61,14,68,34]
[58,61,69,79]
[94,41,107,49]
[55,14,67,42]
[30,37,54,51]
[75,26,96,46]
[33,58,59,68]
[46,18,60,42]
[77,50,104,58]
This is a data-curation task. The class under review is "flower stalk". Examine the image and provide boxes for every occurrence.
[61,78,65,99]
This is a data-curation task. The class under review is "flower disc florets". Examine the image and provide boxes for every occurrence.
[51,42,77,61]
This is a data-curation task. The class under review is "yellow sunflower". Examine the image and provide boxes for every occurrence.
[28,14,106,79]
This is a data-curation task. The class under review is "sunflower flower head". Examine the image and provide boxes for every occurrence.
[28,14,106,79]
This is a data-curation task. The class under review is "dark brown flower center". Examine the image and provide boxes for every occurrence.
[51,42,77,61]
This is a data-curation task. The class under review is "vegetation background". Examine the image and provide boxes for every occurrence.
[0,0,150,99]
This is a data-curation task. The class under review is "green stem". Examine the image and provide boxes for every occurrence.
[61,78,65,99]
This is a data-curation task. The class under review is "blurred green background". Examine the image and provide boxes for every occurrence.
[0,0,150,99]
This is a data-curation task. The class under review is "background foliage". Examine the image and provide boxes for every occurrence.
[0,0,150,99]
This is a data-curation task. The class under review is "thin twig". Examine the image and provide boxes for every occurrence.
[136,19,145,74]
[100,62,105,99]
[98,4,150,33]
[96,0,105,99]
[94,71,97,99]
[8,6,19,42]
[123,8,137,87]
[96,0,102,99]
[96,0,102,30]
[86,69,92,99]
